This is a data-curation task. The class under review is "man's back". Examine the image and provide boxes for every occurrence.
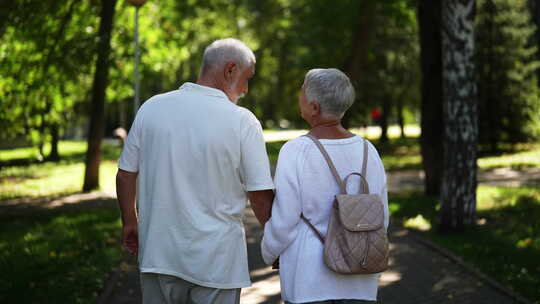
[119,82,273,289]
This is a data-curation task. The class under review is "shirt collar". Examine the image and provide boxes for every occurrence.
[179,82,229,100]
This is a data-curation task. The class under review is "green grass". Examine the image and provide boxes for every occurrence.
[0,161,118,201]
[0,204,125,304]
[0,143,121,201]
[390,186,540,303]
[0,141,89,162]
[478,143,540,170]
[266,137,424,170]
[266,141,283,164]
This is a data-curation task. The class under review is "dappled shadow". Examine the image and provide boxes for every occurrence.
[0,143,121,169]
[377,226,520,304]
[242,206,283,303]
[478,167,540,187]
[0,192,117,217]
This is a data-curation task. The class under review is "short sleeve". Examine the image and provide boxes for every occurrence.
[118,112,143,173]
[239,109,274,191]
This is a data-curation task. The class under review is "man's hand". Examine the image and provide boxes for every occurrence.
[248,189,275,226]
[116,169,139,255]
[122,222,139,256]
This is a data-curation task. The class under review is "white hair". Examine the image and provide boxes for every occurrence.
[201,38,256,73]
[303,68,355,119]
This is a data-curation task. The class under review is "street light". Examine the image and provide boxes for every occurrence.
[126,0,148,116]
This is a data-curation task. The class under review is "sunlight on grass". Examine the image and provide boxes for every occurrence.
[403,214,431,231]
[0,161,118,201]
[389,186,540,302]
[0,141,88,162]
[478,143,540,170]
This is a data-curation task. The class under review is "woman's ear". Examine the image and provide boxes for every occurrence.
[311,102,321,117]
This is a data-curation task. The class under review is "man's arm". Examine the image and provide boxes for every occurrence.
[248,189,275,226]
[116,169,139,255]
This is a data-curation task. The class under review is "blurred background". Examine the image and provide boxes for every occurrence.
[0,0,539,303]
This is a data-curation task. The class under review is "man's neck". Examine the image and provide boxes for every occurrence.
[196,77,234,102]
[196,77,220,90]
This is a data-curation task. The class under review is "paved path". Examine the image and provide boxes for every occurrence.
[99,206,523,304]
[387,167,540,192]
[2,167,535,303]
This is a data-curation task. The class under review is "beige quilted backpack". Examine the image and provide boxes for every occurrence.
[302,134,389,274]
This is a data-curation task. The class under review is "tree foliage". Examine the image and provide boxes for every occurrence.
[476,0,540,151]
[1,0,421,148]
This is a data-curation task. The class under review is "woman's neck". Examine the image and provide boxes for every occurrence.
[309,120,354,139]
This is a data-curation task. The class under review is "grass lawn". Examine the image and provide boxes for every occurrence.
[266,139,540,171]
[0,203,125,304]
[0,142,121,201]
[0,140,90,163]
[391,186,540,303]
[0,134,538,302]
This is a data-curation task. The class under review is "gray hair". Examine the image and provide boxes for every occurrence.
[201,38,256,73]
[303,68,355,119]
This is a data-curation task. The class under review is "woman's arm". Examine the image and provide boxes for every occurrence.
[261,141,303,265]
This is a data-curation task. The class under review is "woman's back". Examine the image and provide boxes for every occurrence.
[262,135,389,303]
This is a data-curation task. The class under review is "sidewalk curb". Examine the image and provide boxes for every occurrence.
[405,228,533,304]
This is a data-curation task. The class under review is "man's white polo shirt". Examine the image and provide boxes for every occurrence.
[118,83,274,289]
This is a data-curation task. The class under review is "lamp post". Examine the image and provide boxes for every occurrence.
[126,0,147,116]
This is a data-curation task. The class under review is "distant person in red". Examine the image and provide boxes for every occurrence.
[371,108,381,126]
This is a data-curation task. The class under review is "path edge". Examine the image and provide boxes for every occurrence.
[404,228,533,304]
[96,261,124,304]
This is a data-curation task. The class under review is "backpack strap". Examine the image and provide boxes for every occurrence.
[304,134,345,194]
[362,138,368,177]
[300,213,325,243]
[305,134,370,194]
[343,140,370,194]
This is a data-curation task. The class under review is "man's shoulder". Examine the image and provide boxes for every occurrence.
[235,106,261,126]
[147,90,180,103]
[139,90,179,110]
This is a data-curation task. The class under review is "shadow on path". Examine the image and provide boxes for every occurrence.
[100,207,522,304]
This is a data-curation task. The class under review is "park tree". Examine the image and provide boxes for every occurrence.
[0,0,99,160]
[440,0,478,232]
[530,0,540,85]
[83,0,118,192]
[417,0,444,196]
[476,0,540,152]
[363,1,420,142]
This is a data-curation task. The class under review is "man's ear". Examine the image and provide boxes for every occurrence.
[223,62,237,81]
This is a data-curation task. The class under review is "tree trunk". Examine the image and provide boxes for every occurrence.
[48,124,60,161]
[418,0,444,196]
[83,0,117,192]
[530,0,540,86]
[380,98,390,143]
[440,0,478,233]
[342,1,377,129]
[397,97,406,138]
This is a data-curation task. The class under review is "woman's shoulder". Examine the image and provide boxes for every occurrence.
[280,135,312,152]
[275,136,312,166]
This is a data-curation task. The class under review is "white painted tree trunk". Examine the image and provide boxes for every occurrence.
[440,0,478,232]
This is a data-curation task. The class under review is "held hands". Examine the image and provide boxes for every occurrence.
[122,223,139,256]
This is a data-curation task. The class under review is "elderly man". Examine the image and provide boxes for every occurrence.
[116,38,275,304]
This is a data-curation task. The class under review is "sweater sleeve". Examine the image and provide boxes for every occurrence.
[261,140,303,265]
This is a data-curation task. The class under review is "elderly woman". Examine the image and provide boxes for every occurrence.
[261,68,389,304]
